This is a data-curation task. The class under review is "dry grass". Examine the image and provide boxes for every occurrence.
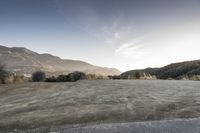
[0,80,200,132]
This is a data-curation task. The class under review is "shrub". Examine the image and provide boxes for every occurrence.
[45,71,87,82]
[68,71,86,81]
[45,76,57,82]
[57,75,70,82]
[13,75,26,83]
[0,64,9,84]
[32,71,46,82]
[86,74,97,80]
[108,75,121,79]
[107,75,113,79]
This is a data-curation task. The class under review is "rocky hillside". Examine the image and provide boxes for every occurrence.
[0,45,121,76]
[121,60,200,80]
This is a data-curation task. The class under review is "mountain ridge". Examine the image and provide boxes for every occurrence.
[121,60,200,80]
[0,45,121,76]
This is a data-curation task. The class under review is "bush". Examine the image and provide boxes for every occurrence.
[45,76,57,82]
[57,75,70,82]
[68,71,86,81]
[86,74,97,80]
[0,64,9,84]
[13,75,27,83]
[32,71,46,82]
[45,71,87,82]
[108,75,121,79]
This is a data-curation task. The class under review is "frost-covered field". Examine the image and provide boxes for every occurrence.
[0,80,200,131]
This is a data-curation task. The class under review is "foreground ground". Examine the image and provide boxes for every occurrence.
[60,117,200,133]
[0,80,200,131]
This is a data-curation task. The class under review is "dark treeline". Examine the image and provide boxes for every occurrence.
[45,71,87,82]
[32,71,109,82]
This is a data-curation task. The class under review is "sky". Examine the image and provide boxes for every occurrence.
[0,0,200,72]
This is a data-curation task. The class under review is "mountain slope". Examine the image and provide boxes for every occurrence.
[121,60,200,80]
[0,45,121,76]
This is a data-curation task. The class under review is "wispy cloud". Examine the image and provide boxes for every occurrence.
[103,20,135,47]
[115,39,144,59]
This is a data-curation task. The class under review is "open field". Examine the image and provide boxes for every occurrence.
[0,80,200,131]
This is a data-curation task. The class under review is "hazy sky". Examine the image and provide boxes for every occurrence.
[1,0,200,71]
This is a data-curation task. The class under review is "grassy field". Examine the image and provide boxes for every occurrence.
[0,80,200,131]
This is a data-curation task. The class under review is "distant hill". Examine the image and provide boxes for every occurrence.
[121,60,200,80]
[0,45,121,76]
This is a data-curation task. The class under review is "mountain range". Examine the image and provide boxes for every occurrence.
[0,45,121,76]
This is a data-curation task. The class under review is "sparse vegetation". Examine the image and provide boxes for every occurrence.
[13,75,27,83]
[87,74,108,80]
[0,65,29,84]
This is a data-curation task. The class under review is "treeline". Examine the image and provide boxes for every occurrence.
[29,60,200,81]
[45,71,87,82]
[32,71,109,82]
[155,60,200,79]
[1,59,200,84]
[0,64,110,84]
